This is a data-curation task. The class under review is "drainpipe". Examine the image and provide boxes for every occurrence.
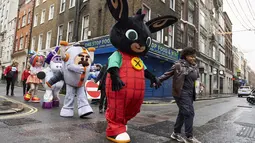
[74,0,81,42]
[26,0,35,67]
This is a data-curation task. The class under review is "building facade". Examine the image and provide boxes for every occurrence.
[0,0,19,79]
[232,46,240,93]
[13,0,35,82]
[198,0,226,95]
[31,0,59,54]
[76,0,179,98]
[223,12,233,94]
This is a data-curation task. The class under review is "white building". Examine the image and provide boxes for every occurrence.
[0,0,19,78]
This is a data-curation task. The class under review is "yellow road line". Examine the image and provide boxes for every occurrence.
[0,96,38,119]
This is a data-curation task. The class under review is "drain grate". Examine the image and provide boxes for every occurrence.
[237,126,255,138]
[1,118,41,126]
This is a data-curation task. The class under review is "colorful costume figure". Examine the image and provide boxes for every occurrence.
[45,41,95,118]
[38,47,64,109]
[24,54,45,102]
[105,0,178,142]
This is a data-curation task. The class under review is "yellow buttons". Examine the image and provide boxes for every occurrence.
[131,57,143,70]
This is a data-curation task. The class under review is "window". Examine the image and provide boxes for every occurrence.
[49,5,54,20]
[142,4,151,22]
[34,14,38,27]
[7,51,9,61]
[81,16,89,40]
[19,36,24,50]
[38,34,43,51]
[57,25,63,45]
[46,31,52,49]
[25,35,28,49]
[188,9,194,24]
[161,0,165,3]
[220,51,225,66]
[168,26,174,47]
[156,29,164,43]
[69,0,75,8]
[18,18,21,29]
[212,46,216,59]
[31,37,36,51]
[0,47,2,58]
[200,36,205,54]
[35,0,39,7]
[22,15,26,27]
[200,10,205,27]
[170,0,175,10]
[15,39,19,51]
[181,3,184,19]
[67,21,73,42]
[188,36,193,47]
[27,11,31,24]
[60,0,66,13]
[2,5,5,17]
[41,9,46,24]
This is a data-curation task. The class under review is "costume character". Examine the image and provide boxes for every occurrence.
[45,41,95,118]
[37,47,64,109]
[24,54,45,102]
[105,0,178,142]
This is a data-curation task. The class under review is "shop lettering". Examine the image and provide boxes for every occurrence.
[85,38,111,48]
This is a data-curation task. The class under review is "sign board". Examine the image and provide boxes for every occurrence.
[81,35,179,62]
[85,80,101,99]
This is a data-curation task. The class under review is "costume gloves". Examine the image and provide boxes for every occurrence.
[144,70,161,89]
[108,67,125,91]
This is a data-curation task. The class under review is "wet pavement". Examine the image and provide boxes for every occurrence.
[0,84,254,143]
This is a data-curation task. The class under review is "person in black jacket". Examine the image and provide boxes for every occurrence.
[95,63,108,113]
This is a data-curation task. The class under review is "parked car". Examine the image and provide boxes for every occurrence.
[238,86,252,97]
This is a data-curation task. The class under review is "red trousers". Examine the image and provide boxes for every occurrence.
[105,52,145,136]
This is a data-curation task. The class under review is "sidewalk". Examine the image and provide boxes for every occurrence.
[0,96,24,115]
[143,93,236,104]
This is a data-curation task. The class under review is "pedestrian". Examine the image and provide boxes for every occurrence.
[94,63,108,113]
[90,64,102,105]
[157,47,201,143]
[21,65,31,95]
[4,60,19,96]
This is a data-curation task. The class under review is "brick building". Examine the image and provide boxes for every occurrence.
[12,0,35,82]
[223,12,233,93]
[30,0,59,53]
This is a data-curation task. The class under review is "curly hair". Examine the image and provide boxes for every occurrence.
[180,47,197,59]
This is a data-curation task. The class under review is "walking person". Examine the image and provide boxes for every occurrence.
[21,65,31,95]
[94,63,108,113]
[157,47,201,143]
[4,61,19,96]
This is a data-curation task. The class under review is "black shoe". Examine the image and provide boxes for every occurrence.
[11,93,14,96]
[99,109,103,113]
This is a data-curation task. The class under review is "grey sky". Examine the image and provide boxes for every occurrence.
[223,0,255,71]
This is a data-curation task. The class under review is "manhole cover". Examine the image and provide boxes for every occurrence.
[2,118,41,126]
[237,126,255,138]
[74,121,107,133]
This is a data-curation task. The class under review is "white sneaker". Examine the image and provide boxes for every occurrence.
[185,137,201,143]
[170,132,185,142]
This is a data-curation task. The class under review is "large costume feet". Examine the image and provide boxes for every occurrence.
[60,108,74,117]
[42,102,53,109]
[24,93,31,101]
[53,100,60,107]
[78,105,93,118]
[31,96,40,103]
[106,132,130,143]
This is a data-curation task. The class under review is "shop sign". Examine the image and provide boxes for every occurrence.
[82,35,179,61]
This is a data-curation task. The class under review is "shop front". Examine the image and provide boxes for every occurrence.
[81,35,179,98]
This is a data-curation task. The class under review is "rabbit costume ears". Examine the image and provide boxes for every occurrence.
[107,0,178,33]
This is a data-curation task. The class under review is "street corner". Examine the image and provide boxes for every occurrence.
[0,96,24,115]
[0,96,38,119]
